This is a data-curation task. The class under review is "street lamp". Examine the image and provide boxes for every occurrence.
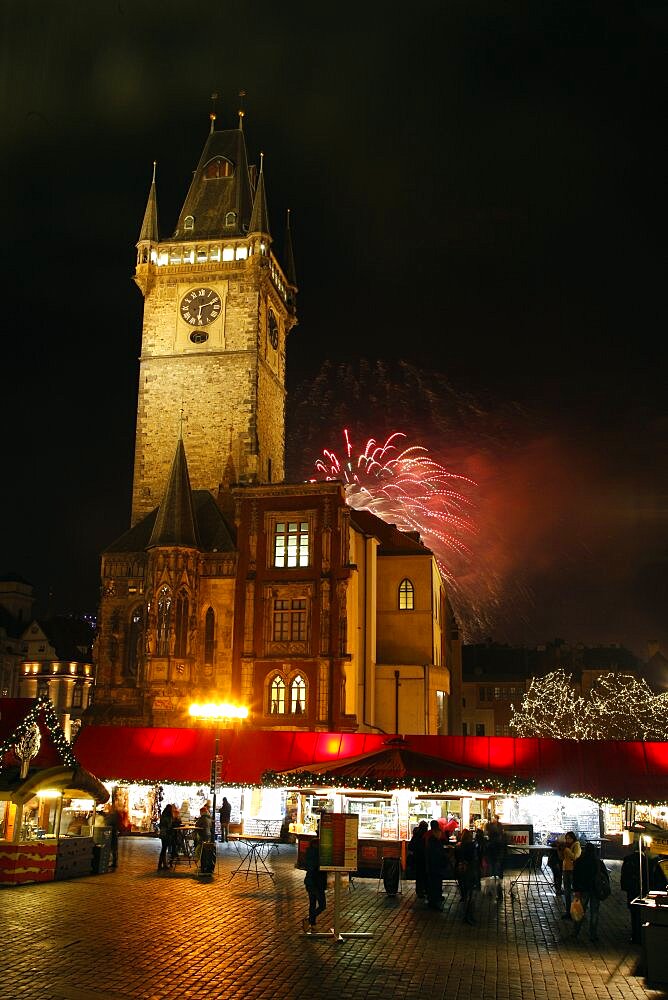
[189,702,249,846]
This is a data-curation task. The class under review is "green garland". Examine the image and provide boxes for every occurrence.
[0,696,78,770]
[260,769,536,795]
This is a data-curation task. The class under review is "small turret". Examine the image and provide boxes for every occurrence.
[138,162,159,244]
[248,151,271,244]
[148,438,199,549]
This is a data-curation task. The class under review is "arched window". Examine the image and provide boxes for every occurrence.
[174,589,189,658]
[225,211,237,226]
[156,586,171,656]
[204,607,215,664]
[290,675,306,715]
[269,675,286,715]
[398,579,415,611]
[184,215,194,231]
[126,606,143,679]
[72,684,83,708]
[204,157,234,179]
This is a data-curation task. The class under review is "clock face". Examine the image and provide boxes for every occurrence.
[268,309,279,350]
[180,287,221,327]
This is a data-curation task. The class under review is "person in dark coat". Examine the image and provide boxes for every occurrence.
[158,804,174,870]
[425,820,445,910]
[572,841,602,943]
[486,816,507,897]
[455,829,478,925]
[105,804,121,869]
[621,847,649,944]
[302,839,327,933]
[408,821,429,900]
[219,797,232,843]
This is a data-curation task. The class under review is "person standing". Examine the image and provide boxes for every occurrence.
[455,829,478,925]
[157,803,174,871]
[486,815,506,898]
[560,832,582,920]
[621,846,649,944]
[425,820,446,911]
[408,821,429,900]
[302,839,327,933]
[219,797,232,843]
[572,841,603,943]
[105,803,121,870]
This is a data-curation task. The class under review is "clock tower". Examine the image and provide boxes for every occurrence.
[131,112,297,526]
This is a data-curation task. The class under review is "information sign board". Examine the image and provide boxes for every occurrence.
[319,813,358,871]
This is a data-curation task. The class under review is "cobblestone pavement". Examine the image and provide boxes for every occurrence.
[1,838,665,1000]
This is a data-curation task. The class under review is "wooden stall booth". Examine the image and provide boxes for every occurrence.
[0,698,109,885]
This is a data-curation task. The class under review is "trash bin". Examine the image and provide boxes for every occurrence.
[382,857,401,896]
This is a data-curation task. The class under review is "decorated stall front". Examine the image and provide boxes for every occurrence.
[0,698,109,885]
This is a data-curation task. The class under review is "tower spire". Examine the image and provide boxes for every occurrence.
[138,162,159,243]
[209,91,219,134]
[283,208,297,288]
[238,89,246,130]
[148,439,199,548]
[249,151,271,237]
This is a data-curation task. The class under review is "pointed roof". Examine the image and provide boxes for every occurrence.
[105,491,235,555]
[173,127,254,240]
[138,163,159,243]
[148,440,200,549]
[248,152,271,237]
[283,208,297,287]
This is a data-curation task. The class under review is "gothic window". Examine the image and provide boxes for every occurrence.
[290,674,306,715]
[204,607,215,665]
[174,589,189,658]
[398,578,415,610]
[72,684,83,708]
[184,215,194,231]
[156,586,171,656]
[269,675,286,715]
[225,211,237,226]
[272,599,307,642]
[126,606,143,679]
[37,680,49,699]
[204,157,234,179]
[273,521,309,568]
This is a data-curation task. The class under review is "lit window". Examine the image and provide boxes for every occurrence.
[235,246,248,260]
[204,608,215,665]
[398,579,414,610]
[157,586,171,656]
[290,675,306,714]
[204,158,234,179]
[184,215,194,231]
[269,675,286,714]
[225,211,236,226]
[273,599,307,642]
[274,521,309,568]
[174,590,189,658]
[222,247,234,262]
[210,247,221,262]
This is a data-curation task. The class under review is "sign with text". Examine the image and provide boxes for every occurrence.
[319,813,359,871]
[209,755,223,793]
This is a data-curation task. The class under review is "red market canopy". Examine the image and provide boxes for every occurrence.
[72,726,668,803]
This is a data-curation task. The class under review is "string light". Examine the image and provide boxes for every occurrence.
[510,669,668,740]
[260,769,535,795]
[0,696,77,770]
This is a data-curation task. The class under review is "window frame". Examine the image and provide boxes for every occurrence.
[398,578,415,611]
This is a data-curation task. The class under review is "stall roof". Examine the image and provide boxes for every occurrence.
[73,726,668,803]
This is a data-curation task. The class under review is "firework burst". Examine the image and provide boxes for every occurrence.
[313,430,478,586]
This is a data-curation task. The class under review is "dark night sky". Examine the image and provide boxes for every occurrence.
[2,2,667,657]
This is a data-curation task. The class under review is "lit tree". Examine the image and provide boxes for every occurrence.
[510,670,668,740]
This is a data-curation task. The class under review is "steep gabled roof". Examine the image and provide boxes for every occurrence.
[350,507,433,556]
[105,491,235,555]
[148,439,199,549]
[172,128,254,240]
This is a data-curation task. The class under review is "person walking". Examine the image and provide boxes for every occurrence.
[572,841,603,943]
[455,828,478,925]
[559,831,581,920]
[219,797,232,843]
[105,803,121,870]
[302,838,327,933]
[621,846,649,943]
[157,803,174,870]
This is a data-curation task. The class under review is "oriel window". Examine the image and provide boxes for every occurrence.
[274,521,309,568]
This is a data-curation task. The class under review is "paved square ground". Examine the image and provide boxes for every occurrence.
[1,838,665,1000]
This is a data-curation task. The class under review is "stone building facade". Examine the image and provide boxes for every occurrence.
[89,113,461,734]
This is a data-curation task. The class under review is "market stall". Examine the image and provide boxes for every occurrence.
[0,698,109,885]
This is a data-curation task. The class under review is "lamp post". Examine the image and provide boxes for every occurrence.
[188,702,249,844]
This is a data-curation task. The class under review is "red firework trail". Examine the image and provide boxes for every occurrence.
[313,430,478,582]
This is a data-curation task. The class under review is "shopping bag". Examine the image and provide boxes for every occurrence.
[570,897,585,922]
[481,877,497,897]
